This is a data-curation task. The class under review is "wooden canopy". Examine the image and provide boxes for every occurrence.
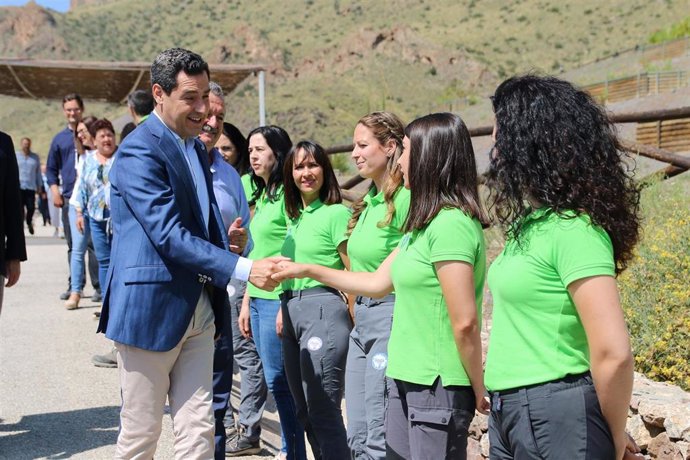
[0,58,265,103]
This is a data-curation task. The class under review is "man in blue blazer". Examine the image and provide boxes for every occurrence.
[97,48,282,459]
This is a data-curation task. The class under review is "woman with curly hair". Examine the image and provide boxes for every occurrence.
[485,75,642,460]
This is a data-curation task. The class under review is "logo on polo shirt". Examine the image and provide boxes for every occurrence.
[307,337,323,351]
[371,353,388,370]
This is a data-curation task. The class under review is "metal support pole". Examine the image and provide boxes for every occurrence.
[656,72,660,94]
[258,70,266,127]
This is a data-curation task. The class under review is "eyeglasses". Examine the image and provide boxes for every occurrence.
[97,165,104,182]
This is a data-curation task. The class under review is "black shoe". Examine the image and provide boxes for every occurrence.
[225,435,260,457]
[92,349,117,368]
[28,223,34,235]
[59,291,70,300]
[92,290,103,303]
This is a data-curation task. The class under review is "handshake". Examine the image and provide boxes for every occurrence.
[247,257,301,291]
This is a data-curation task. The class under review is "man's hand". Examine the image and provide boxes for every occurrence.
[228,217,248,254]
[52,190,64,208]
[5,260,21,287]
[248,256,290,291]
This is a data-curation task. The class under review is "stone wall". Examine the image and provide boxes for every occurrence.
[466,373,690,459]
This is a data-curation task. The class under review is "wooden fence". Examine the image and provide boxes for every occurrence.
[637,118,690,153]
[584,71,689,103]
[640,37,690,62]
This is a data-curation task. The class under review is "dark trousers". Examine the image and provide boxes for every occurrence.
[212,302,234,460]
[385,377,475,460]
[488,372,615,460]
[38,193,50,225]
[281,289,351,460]
[20,189,35,227]
[213,280,268,459]
[61,203,100,292]
[223,280,267,441]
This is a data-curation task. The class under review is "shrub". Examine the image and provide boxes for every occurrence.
[620,179,690,390]
[648,16,690,43]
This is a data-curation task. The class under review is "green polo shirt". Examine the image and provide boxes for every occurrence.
[387,207,486,386]
[281,199,351,291]
[485,208,615,391]
[241,174,256,203]
[247,187,287,299]
[348,187,410,273]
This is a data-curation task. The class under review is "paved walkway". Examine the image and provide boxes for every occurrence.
[0,223,284,459]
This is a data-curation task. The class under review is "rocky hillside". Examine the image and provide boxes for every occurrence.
[1,0,688,154]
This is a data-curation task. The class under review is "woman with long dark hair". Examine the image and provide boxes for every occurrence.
[275,113,489,459]
[345,111,409,459]
[216,122,255,203]
[485,75,642,460]
[279,140,352,459]
[237,125,306,460]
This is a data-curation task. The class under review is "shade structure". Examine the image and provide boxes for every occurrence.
[0,58,265,103]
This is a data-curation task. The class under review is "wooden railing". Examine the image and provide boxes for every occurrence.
[637,118,690,153]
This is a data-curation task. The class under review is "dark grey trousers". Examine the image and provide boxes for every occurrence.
[225,279,267,441]
[346,295,395,460]
[281,288,352,460]
[488,372,615,460]
[385,377,475,460]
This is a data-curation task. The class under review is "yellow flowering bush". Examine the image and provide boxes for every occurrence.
[619,179,690,390]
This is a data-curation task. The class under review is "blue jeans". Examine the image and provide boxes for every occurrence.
[250,298,307,460]
[88,218,111,290]
[69,205,90,294]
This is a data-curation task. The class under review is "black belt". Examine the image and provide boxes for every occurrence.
[489,371,592,412]
[280,286,342,301]
[355,294,395,307]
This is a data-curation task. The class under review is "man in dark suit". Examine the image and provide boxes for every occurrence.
[0,131,27,316]
[97,48,282,459]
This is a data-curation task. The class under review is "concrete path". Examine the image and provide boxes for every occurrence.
[0,223,284,459]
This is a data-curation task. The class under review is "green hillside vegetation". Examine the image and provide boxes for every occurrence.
[649,16,690,43]
[1,0,689,157]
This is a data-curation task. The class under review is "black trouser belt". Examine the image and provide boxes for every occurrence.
[355,294,396,307]
[280,286,341,301]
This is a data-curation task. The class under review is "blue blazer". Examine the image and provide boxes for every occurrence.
[97,115,238,351]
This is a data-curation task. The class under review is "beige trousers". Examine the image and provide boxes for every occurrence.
[114,294,216,460]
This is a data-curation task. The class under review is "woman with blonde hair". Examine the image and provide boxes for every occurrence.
[346,111,410,459]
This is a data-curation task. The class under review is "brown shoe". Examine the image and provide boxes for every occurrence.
[65,293,80,310]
